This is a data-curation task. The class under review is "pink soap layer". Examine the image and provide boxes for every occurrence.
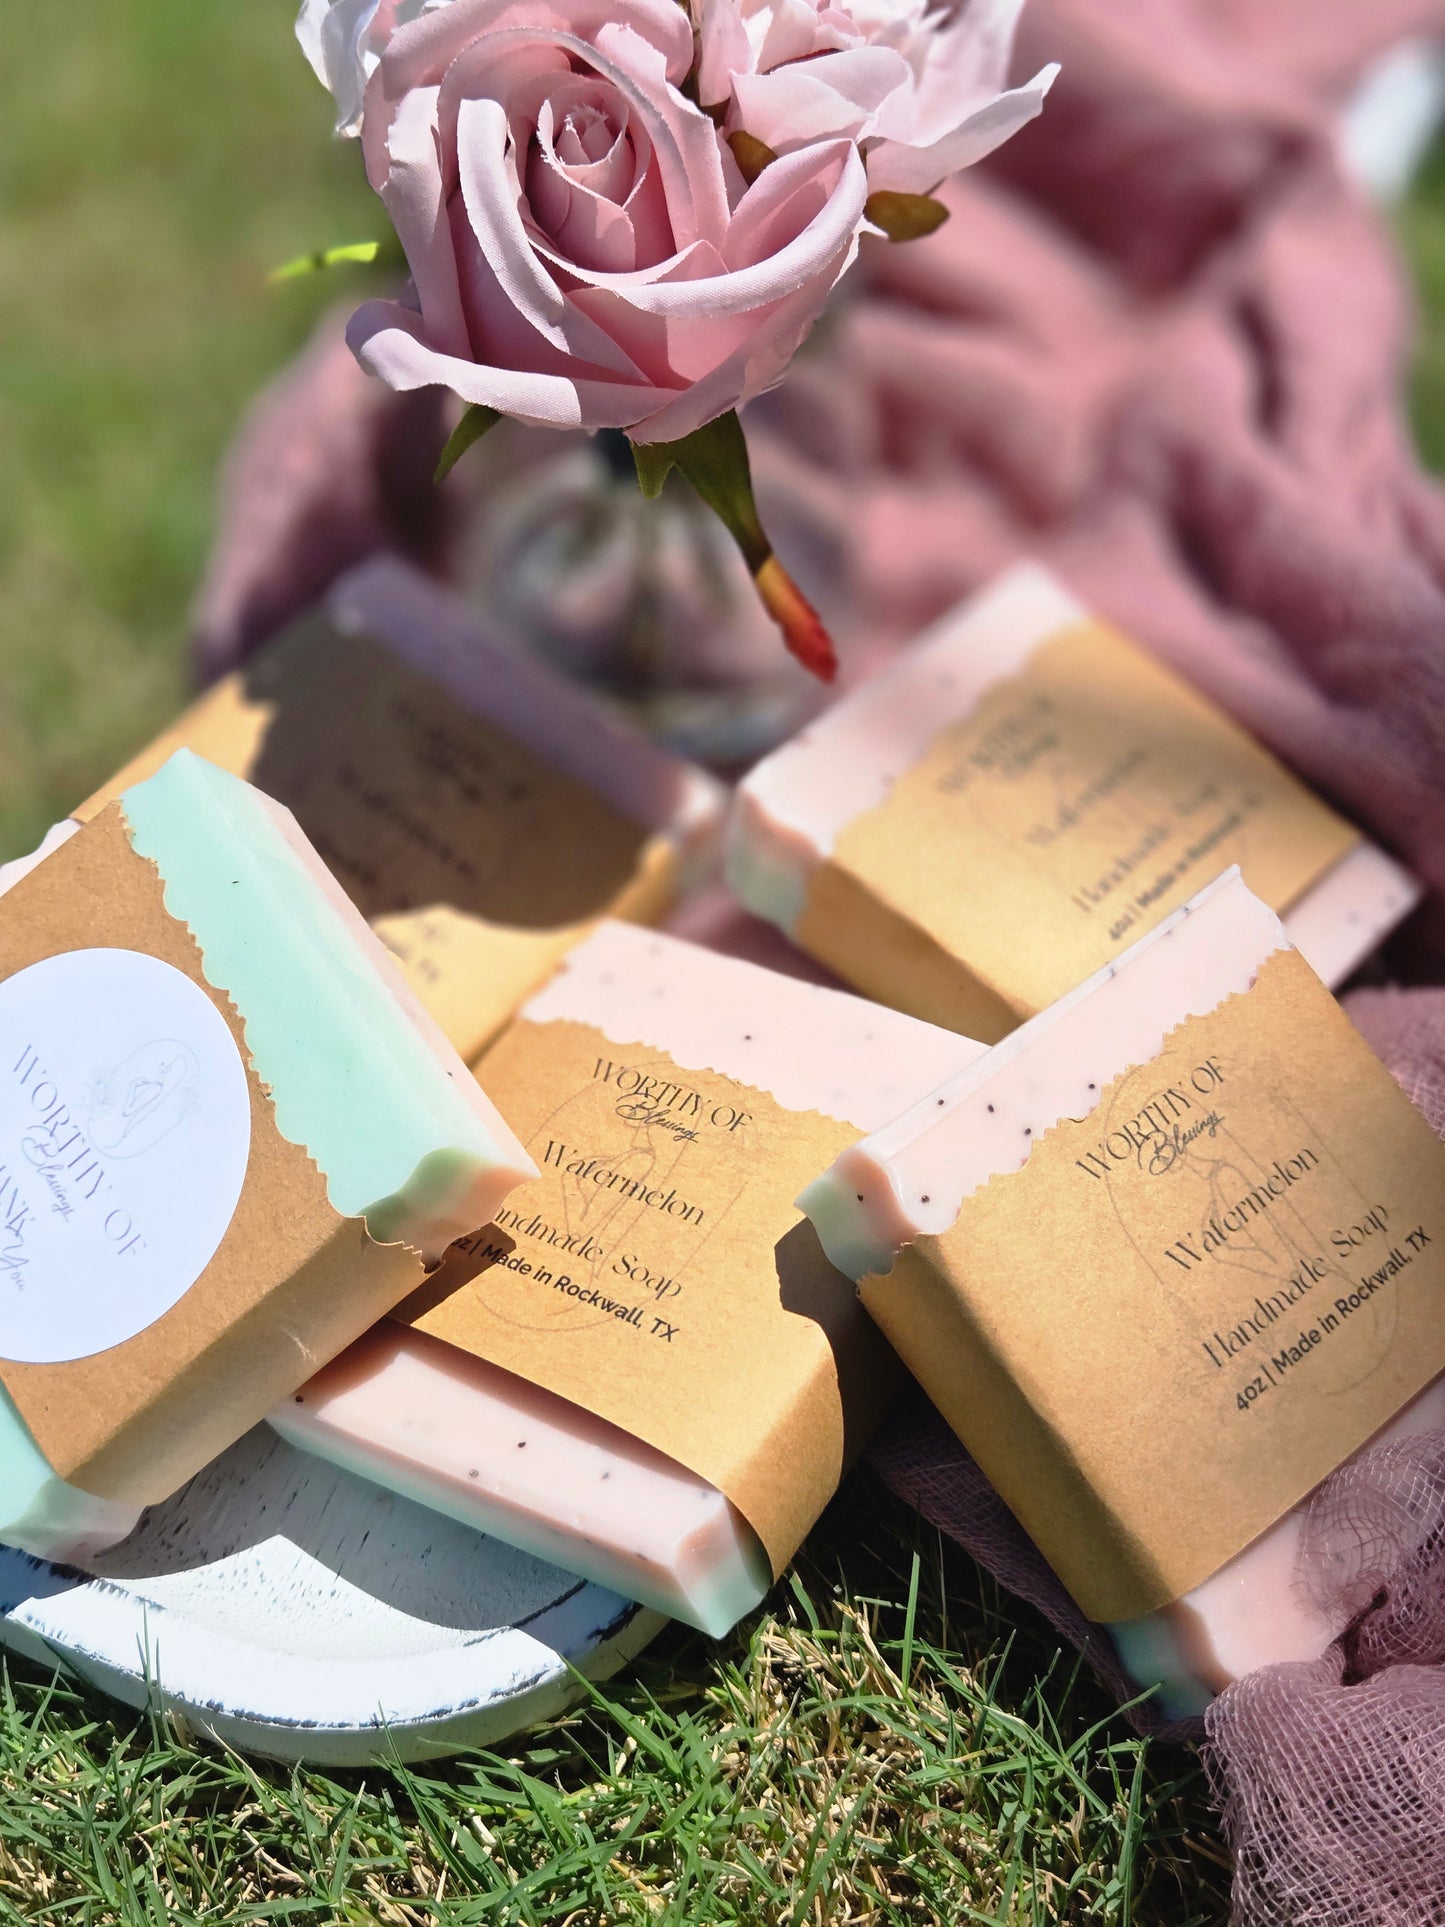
[274,1322,771,1637]
[802,869,1435,1713]
[728,563,1420,990]
[1119,1371,1445,1718]
[275,920,986,1634]
[1273,838,1418,989]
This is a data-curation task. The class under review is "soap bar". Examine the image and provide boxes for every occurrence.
[800,868,1445,1717]
[729,564,1419,1041]
[63,557,724,1063]
[276,1319,777,1637]
[0,749,535,1565]
[274,921,985,1635]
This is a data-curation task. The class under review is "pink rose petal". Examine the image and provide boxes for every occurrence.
[866,69,1058,194]
[733,45,912,150]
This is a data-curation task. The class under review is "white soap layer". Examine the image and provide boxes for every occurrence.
[800,868,1441,1711]
[1277,839,1420,988]
[0,822,80,900]
[727,563,1419,987]
[275,921,986,1636]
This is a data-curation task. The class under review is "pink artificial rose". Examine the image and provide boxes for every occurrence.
[346,0,869,445]
[296,0,450,137]
[698,0,1057,195]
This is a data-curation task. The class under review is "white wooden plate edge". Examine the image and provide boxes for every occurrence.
[0,1557,667,1765]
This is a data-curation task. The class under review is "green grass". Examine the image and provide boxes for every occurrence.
[0,0,377,854]
[0,5,1441,1919]
[1401,135,1445,468]
[0,1477,1231,1926]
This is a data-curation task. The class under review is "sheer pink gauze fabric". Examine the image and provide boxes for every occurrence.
[1203,1434,1445,1927]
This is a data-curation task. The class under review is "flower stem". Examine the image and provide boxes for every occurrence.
[630,411,837,681]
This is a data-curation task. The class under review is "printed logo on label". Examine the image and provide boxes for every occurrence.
[0,948,251,1362]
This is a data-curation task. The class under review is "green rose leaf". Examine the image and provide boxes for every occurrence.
[434,404,503,483]
[267,238,401,284]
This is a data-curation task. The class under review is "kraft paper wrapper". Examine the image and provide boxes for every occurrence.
[77,614,677,1064]
[0,805,427,1505]
[862,948,1445,1623]
[400,1018,900,1576]
[798,620,1359,1041]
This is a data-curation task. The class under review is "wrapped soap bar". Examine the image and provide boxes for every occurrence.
[730,564,1419,1041]
[18,557,723,1064]
[800,868,1445,1717]
[273,921,985,1635]
[0,750,535,1564]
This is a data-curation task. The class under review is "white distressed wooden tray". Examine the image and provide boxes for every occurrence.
[0,1425,666,1766]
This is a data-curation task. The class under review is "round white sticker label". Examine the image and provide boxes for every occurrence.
[0,948,251,1363]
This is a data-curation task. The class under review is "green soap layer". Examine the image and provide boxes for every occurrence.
[0,1390,138,1563]
[1107,1616,1213,1722]
[121,751,509,1229]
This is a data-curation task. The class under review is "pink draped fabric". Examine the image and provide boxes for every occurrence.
[193,2,1444,1916]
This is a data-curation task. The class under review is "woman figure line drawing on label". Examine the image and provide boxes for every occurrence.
[87,1040,202,1159]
